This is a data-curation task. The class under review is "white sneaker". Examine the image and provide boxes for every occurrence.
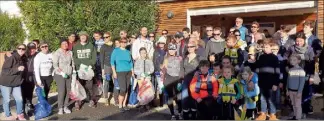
[58,108,63,115]
[64,107,71,114]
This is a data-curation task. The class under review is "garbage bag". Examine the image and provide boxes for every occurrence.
[34,86,52,120]
[77,64,95,81]
[69,74,87,101]
[94,80,103,96]
[137,77,155,105]
[129,77,139,105]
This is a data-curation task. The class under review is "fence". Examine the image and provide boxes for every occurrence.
[0,52,10,74]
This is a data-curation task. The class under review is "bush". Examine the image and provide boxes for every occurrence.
[0,12,26,51]
[18,0,159,51]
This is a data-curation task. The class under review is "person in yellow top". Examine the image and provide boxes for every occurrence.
[222,35,244,72]
[218,66,242,120]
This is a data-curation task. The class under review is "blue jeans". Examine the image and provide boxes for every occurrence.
[0,85,24,117]
[271,89,281,108]
[260,89,276,114]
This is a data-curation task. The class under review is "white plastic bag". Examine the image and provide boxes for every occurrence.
[69,73,87,101]
[77,64,95,81]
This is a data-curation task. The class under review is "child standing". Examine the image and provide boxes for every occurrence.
[218,66,242,120]
[222,35,244,72]
[255,40,280,120]
[239,67,259,120]
[161,43,183,120]
[189,60,219,120]
[286,54,306,120]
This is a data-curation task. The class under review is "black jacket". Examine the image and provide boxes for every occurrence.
[0,52,26,87]
[100,44,114,70]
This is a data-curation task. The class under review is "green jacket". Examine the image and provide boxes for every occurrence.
[72,41,97,70]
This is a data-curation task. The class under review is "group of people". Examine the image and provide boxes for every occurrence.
[0,17,323,120]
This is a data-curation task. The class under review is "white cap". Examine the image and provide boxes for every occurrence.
[156,36,167,45]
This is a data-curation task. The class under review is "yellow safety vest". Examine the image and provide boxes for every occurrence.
[218,78,238,102]
[224,48,238,64]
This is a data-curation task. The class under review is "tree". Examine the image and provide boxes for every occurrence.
[18,0,159,50]
[0,12,26,51]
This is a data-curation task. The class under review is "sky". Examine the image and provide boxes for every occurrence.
[0,1,21,17]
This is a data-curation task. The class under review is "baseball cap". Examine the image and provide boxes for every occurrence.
[78,31,89,36]
[174,31,183,38]
[27,42,37,49]
[168,43,177,50]
[156,36,167,44]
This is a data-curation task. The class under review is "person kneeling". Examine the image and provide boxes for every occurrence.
[190,60,219,120]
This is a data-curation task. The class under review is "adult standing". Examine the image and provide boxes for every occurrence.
[162,29,168,38]
[247,21,264,45]
[72,31,97,109]
[277,26,295,55]
[0,44,27,120]
[182,27,191,43]
[202,25,213,44]
[285,32,315,116]
[111,38,134,112]
[205,27,225,58]
[180,42,204,120]
[34,42,54,100]
[22,42,38,116]
[132,27,154,60]
[53,40,74,114]
[149,32,156,42]
[303,20,322,56]
[190,32,206,60]
[234,17,248,41]
[174,32,187,58]
[67,33,77,51]
[100,32,115,106]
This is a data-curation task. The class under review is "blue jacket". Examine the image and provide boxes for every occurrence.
[236,26,248,41]
[307,35,322,55]
[110,48,133,72]
[240,73,259,109]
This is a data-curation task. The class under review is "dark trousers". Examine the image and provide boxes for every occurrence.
[79,79,95,102]
[164,74,181,115]
[302,81,313,114]
[220,102,235,120]
[197,97,216,120]
[21,76,35,105]
[246,108,256,120]
[54,74,72,108]
[40,76,53,100]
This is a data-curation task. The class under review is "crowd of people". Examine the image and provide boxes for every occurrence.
[0,17,323,120]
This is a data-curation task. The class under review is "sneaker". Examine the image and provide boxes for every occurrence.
[64,107,71,114]
[5,116,16,120]
[171,115,176,120]
[89,101,97,108]
[269,114,278,120]
[178,115,183,120]
[123,107,130,111]
[119,108,125,113]
[75,102,80,111]
[255,112,267,120]
[17,114,26,120]
[58,108,64,115]
[288,116,297,120]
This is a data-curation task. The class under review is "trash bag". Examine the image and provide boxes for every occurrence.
[77,64,95,81]
[34,86,52,120]
[69,74,87,101]
[94,80,103,96]
[137,77,155,105]
[129,77,139,105]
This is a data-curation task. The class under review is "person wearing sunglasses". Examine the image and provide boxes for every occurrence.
[149,32,156,42]
[52,40,74,115]
[233,29,247,51]
[72,31,97,109]
[248,21,264,45]
[234,17,248,41]
[228,27,235,37]
[22,42,38,116]
[162,29,168,37]
[205,27,225,59]
[111,38,134,112]
[202,25,213,44]
[0,44,27,120]
[100,32,115,106]
[34,42,54,102]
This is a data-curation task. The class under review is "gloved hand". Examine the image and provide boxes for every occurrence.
[177,82,182,91]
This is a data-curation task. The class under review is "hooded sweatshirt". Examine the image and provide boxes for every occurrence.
[34,52,54,84]
[72,41,97,70]
[205,38,225,56]
[52,48,74,75]
[0,52,26,87]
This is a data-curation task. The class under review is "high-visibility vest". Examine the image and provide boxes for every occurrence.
[224,48,239,64]
[218,78,238,102]
[195,74,213,95]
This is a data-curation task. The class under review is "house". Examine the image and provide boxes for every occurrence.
[157,0,323,41]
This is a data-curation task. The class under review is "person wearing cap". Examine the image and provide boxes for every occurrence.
[111,38,134,112]
[52,40,74,115]
[161,43,183,120]
[153,36,167,107]
[243,46,257,72]
[132,27,154,60]
[174,31,187,58]
[72,31,97,108]
[205,27,225,59]
[34,42,54,101]
[21,42,38,116]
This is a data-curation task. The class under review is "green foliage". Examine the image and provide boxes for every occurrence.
[0,12,26,51]
[18,0,159,51]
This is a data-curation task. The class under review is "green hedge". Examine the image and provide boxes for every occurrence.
[0,12,26,51]
[18,0,159,51]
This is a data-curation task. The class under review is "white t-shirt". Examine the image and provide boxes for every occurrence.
[34,52,53,84]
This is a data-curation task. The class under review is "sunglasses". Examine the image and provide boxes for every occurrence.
[104,36,110,38]
[188,46,196,48]
[17,48,26,50]
[251,26,258,28]
[229,31,234,33]
[41,45,48,48]
[235,34,241,36]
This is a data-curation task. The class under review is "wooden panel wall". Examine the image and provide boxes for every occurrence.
[318,0,323,42]
[158,0,280,34]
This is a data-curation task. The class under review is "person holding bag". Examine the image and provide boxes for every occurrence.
[53,40,75,115]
